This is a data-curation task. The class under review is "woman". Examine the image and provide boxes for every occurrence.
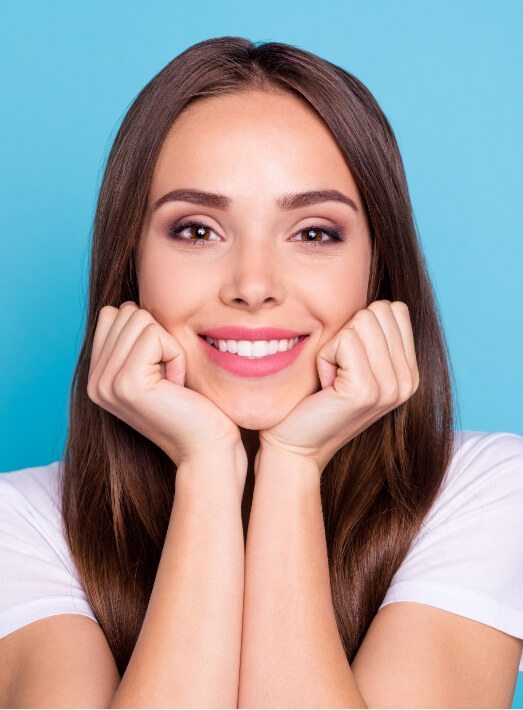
[1,36,522,708]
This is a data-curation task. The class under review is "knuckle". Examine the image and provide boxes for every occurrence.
[368,300,390,313]
[398,381,412,401]
[112,370,136,401]
[382,381,399,404]
[86,378,98,404]
[99,305,117,320]
[392,300,409,313]
[96,373,113,402]
[398,372,419,400]
[142,321,160,336]
[118,302,139,317]
[340,325,357,339]
[354,378,380,406]
[351,309,373,327]
[122,308,152,329]
[136,309,156,325]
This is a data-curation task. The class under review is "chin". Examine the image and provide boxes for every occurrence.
[185,372,313,428]
[208,395,291,431]
[230,383,310,424]
[224,407,288,432]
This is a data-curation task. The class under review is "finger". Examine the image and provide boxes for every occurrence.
[97,308,158,393]
[317,325,379,405]
[90,306,119,378]
[348,308,398,403]
[367,301,413,393]
[371,301,418,402]
[389,301,419,382]
[93,302,140,379]
[115,322,186,395]
[366,301,406,362]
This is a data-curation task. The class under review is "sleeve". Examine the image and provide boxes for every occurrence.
[378,431,523,671]
[0,473,99,639]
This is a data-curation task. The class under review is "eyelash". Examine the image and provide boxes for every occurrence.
[167,221,347,248]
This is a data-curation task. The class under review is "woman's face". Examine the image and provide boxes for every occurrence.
[136,89,372,434]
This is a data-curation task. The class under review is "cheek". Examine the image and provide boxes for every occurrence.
[311,262,369,328]
[137,253,199,325]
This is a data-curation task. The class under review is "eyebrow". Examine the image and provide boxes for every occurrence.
[151,188,359,213]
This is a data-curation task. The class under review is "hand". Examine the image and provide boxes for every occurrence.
[87,301,244,469]
[257,300,420,475]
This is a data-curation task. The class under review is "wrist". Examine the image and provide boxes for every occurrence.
[175,442,248,500]
[254,443,321,488]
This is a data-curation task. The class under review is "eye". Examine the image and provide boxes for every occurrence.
[167,221,347,248]
[292,224,346,247]
[167,221,219,247]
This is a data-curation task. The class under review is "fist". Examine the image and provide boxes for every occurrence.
[258,300,420,474]
[87,301,243,467]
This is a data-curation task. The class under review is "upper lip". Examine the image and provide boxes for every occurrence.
[199,326,308,341]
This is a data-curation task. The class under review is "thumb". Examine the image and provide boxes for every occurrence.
[316,338,341,390]
[158,331,186,387]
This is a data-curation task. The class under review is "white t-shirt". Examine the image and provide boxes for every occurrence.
[1,430,523,671]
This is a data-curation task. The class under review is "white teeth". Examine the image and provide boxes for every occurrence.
[205,336,301,358]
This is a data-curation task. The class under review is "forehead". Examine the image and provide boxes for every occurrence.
[149,89,360,201]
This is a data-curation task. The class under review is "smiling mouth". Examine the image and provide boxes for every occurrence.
[199,334,308,358]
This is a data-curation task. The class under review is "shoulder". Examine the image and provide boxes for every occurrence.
[0,460,97,641]
[354,430,523,705]
[405,428,523,557]
[426,429,523,527]
[0,459,63,509]
[449,429,523,475]
[379,429,523,660]
[0,460,66,554]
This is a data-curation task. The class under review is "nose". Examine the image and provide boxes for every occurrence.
[218,240,286,310]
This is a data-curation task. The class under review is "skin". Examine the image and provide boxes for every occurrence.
[83,87,418,706]
[136,88,373,481]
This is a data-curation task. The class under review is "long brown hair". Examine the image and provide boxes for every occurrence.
[62,36,456,676]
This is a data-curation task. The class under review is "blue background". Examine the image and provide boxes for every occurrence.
[1,0,522,703]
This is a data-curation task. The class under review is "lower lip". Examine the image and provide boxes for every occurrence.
[198,335,309,377]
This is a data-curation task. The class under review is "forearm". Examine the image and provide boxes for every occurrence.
[238,447,367,708]
[111,447,246,709]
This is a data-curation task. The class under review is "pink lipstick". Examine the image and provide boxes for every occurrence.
[198,333,309,377]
